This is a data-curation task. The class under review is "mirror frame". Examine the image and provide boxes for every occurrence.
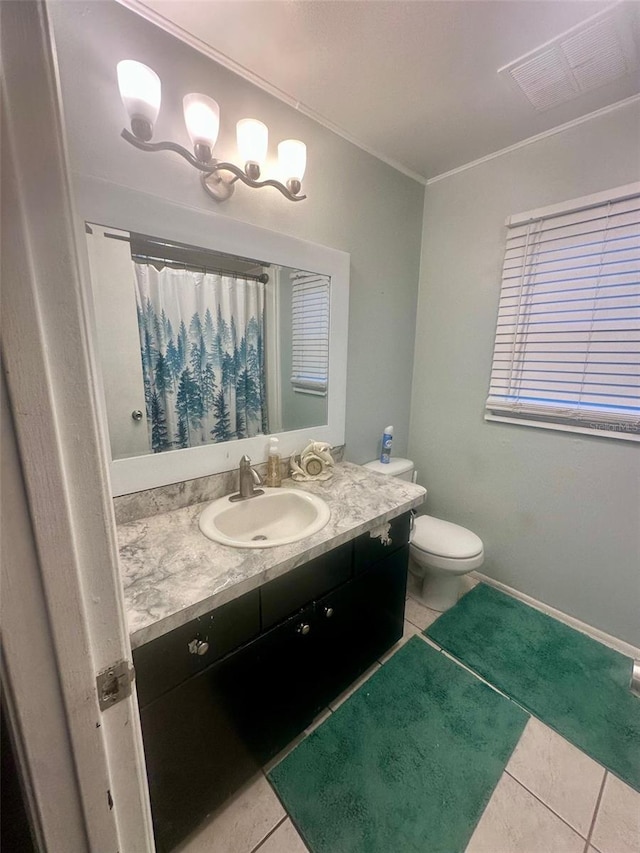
[74,176,349,496]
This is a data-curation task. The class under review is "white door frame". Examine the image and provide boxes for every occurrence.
[1,2,154,850]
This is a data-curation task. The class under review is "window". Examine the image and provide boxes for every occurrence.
[486,183,640,442]
[290,272,330,396]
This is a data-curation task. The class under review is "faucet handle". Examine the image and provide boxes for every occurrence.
[239,454,262,484]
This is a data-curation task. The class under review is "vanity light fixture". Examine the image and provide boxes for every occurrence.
[117,60,307,203]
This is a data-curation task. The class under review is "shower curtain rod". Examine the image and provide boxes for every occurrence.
[100,229,270,283]
[130,253,270,284]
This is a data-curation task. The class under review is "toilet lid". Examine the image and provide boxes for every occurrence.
[362,458,414,478]
[412,515,483,559]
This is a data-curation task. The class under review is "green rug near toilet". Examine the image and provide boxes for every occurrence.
[268,637,527,853]
[426,583,640,792]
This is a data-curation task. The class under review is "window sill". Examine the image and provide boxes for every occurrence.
[485,414,640,442]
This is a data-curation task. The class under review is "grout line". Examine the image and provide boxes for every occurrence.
[404,604,441,632]
[505,770,591,841]
[584,771,608,853]
[249,814,288,853]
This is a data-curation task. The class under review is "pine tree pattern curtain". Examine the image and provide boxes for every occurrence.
[134,264,268,453]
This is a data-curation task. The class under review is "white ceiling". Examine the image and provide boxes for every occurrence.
[132,0,640,181]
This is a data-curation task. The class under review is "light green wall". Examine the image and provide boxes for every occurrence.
[410,101,640,646]
[48,1,424,465]
[49,1,638,642]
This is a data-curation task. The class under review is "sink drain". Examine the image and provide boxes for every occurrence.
[251,534,268,541]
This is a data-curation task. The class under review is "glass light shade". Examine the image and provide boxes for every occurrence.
[183,94,220,148]
[116,60,161,125]
[278,139,307,182]
[236,119,268,166]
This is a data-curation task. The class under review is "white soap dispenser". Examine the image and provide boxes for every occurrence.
[265,437,282,487]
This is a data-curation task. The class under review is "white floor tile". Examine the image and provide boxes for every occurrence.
[404,595,440,631]
[174,773,285,853]
[591,773,640,853]
[506,717,605,837]
[328,662,381,711]
[465,772,585,853]
[254,818,309,853]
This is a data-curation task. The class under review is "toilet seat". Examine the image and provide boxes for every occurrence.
[411,515,483,560]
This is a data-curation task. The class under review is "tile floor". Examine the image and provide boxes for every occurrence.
[175,576,640,853]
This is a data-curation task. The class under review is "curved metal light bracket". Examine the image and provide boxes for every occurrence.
[121,129,214,172]
[121,129,307,203]
[201,163,306,203]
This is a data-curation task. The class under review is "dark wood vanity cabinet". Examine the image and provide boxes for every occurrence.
[134,513,411,852]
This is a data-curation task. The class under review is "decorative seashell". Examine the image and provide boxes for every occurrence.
[290,441,334,481]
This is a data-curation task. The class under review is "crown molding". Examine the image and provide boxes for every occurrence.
[426,94,640,186]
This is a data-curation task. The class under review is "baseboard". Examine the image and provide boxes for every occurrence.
[471,572,640,661]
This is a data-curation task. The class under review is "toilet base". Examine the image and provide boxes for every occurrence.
[408,559,465,612]
[419,571,462,612]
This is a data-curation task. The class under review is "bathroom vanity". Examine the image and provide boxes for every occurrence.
[117,463,425,851]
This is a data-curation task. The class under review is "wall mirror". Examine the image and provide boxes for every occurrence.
[76,177,349,496]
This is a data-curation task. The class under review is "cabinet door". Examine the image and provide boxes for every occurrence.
[353,544,408,660]
[241,603,324,762]
[140,643,262,853]
[314,545,409,707]
[140,604,322,852]
[313,577,362,703]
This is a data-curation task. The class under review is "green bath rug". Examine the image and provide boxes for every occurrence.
[268,637,527,853]
[426,583,640,792]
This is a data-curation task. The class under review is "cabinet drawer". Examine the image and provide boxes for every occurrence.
[261,541,353,630]
[353,512,411,574]
[133,589,260,708]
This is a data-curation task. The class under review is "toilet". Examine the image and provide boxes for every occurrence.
[363,458,484,612]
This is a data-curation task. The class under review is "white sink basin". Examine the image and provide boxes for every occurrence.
[198,488,331,548]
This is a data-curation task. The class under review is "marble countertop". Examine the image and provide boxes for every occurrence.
[117,462,426,649]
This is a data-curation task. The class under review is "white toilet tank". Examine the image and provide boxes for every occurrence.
[363,458,415,481]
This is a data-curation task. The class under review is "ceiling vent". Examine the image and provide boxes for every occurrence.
[498,4,639,112]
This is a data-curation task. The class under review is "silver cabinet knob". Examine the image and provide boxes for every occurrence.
[324,607,334,619]
[131,410,143,421]
[188,639,209,656]
[296,623,311,636]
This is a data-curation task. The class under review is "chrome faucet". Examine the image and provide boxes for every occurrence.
[229,455,264,502]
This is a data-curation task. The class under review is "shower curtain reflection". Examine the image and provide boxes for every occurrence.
[134,263,268,453]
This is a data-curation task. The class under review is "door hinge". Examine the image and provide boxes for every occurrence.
[96,660,135,711]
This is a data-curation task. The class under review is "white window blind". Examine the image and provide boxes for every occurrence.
[486,183,640,441]
[291,272,330,395]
